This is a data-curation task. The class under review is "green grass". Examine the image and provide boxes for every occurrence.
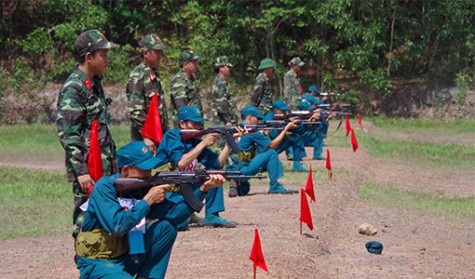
[0,167,71,239]
[358,182,475,219]
[362,135,475,167]
[0,123,131,151]
[369,117,475,134]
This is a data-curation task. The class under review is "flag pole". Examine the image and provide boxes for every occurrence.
[253,267,256,279]
[300,222,302,235]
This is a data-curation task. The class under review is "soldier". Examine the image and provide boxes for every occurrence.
[56,29,119,238]
[284,57,305,109]
[210,56,237,125]
[156,106,243,229]
[76,141,226,278]
[169,49,202,124]
[227,106,299,196]
[250,58,276,114]
[126,34,168,155]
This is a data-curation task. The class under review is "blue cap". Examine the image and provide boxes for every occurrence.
[308,85,320,95]
[178,106,207,122]
[241,105,264,119]
[272,100,289,111]
[298,100,316,110]
[117,141,161,170]
[365,241,383,255]
[302,93,318,105]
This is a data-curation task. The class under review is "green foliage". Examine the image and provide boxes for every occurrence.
[453,72,473,106]
[358,182,475,219]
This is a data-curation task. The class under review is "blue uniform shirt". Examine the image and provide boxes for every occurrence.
[157,128,221,170]
[238,121,271,154]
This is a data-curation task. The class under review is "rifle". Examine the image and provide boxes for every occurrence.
[180,126,242,153]
[115,169,266,212]
[315,103,351,109]
[274,110,352,121]
[264,119,322,127]
[180,125,283,150]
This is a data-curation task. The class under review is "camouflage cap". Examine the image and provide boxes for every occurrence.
[139,34,167,51]
[215,56,233,67]
[257,58,276,70]
[179,50,199,63]
[288,57,305,67]
[74,29,119,57]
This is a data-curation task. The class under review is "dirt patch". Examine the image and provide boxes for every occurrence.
[0,122,474,279]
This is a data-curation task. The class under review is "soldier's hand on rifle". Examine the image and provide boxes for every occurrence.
[202,133,219,147]
[78,174,95,193]
[200,174,226,193]
[284,121,299,131]
[144,184,170,205]
[233,125,248,139]
[143,136,157,155]
[309,111,321,122]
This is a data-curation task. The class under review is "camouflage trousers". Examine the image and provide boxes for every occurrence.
[72,181,87,239]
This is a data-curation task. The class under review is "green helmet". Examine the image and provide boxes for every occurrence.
[258,58,276,70]
[179,49,199,63]
[215,56,233,67]
[74,29,119,57]
[288,57,305,67]
[139,34,167,50]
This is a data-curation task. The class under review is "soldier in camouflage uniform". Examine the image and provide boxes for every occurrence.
[283,57,305,109]
[211,56,237,125]
[250,58,276,114]
[126,34,168,154]
[56,30,119,238]
[169,50,202,125]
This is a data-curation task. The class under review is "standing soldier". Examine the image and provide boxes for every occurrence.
[56,30,119,238]
[169,49,202,124]
[211,56,237,125]
[250,58,276,114]
[126,34,168,154]
[283,57,305,109]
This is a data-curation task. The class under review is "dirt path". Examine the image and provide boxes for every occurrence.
[0,122,474,279]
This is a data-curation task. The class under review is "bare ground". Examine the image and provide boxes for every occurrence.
[0,121,474,279]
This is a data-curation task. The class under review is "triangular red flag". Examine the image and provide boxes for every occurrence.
[357,114,363,130]
[249,228,268,273]
[304,165,316,202]
[87,120,103,197]
[325,149,332,180]
[141,93,163,143]
[300,189,314,230]
[345,115,351,137]
[351,129,358,152]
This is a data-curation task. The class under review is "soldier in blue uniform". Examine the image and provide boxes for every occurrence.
[155,106,242,229]
[263,100,309,172]
[227,106,299,196]
[297,100,327,160]
[76,141,225,279]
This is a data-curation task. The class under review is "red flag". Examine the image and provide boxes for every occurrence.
[305,165,316,202]
[357,114,363,130]
[141,93,163,143]
[325,149,332,180]
[300,189,313,230]
[300,84,304,94]
[351,129,358,152]
[250,228,268,273]
[87,120,103,197]
[345,115,351,137]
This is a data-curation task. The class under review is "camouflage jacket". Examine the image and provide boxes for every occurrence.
[211,75,237,124]
[251,72,273,114]
[283,69,302,109]
[169,69,202,122]
[126,62,168,141]
[56,67,116,182]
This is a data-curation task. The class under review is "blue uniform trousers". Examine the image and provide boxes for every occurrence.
[77,220,177,279]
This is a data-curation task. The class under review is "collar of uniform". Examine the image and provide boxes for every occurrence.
[74,67,94,90]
